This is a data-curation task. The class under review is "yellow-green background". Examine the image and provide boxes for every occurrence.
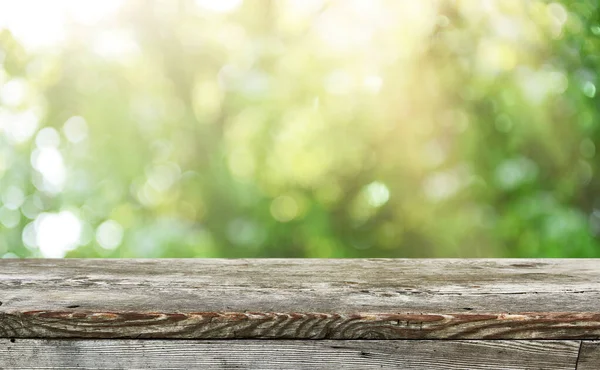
[0,0,599,258]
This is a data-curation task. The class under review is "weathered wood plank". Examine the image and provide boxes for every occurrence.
[1,259,600,339]
[0,339,581,370]
[577,341,600,370]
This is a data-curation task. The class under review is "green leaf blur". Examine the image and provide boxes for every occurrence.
[0,0,599,258]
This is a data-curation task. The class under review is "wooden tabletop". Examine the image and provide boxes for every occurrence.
[1,259,599,340]
[2,259,600,369]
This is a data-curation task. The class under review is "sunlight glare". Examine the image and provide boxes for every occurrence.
[0,0,124,51]
[34,211,82,258]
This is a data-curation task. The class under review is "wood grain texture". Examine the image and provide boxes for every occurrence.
[1,259,600,339]
[0,339,581,370]
[577,341,600,370]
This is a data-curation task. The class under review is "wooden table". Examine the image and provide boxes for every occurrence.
[1,259,599,369]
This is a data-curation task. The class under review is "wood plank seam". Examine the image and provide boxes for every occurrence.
[575,340,583,370]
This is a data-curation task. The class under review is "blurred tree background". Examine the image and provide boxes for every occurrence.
[0,0,599,258]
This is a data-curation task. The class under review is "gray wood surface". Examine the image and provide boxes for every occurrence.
[577,341,600,370]
[0,339,581,370]
[1,259,600,339]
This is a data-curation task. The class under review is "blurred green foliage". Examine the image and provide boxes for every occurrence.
[1,0,600,258]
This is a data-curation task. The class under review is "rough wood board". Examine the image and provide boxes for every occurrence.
[577,341,600,370]
[0,339,581,370]
[1,259,600,339]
